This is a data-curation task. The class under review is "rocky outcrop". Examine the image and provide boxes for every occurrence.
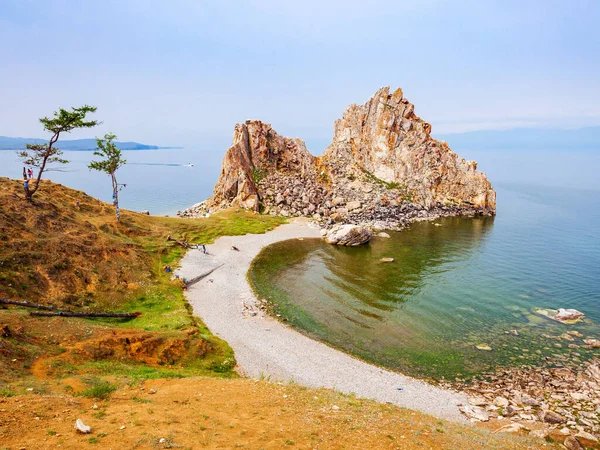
[322,86,496,211]
[323,224,371,246]
[208,120,317,212]
[178,87,496,226]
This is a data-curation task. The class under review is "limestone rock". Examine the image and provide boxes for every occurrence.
[460,404,489,421]
[535,308,585,324]
[346,200,362,211]
[575,431,598,443]
[539,410,565,424]
[377,232,391,238]
[584,339,600,348]
[74,418,91,434]
[564,436,584,450]
[468,396,487,407]
[324,225,371,246]
[493,396,509,408]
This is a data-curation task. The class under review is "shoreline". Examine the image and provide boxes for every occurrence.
[178,218,469,423]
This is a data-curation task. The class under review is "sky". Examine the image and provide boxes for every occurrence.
[1,0,599,152]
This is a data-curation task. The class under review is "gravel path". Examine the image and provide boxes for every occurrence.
[178,219,468,422]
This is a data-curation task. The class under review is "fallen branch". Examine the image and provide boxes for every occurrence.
[167,235,189,248]
[30,311,141,319]
[0,298,56,310]
[166,235,206,252]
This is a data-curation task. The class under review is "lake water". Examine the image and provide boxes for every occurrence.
[247,149,600,381]
[2,146,599,380]
[0,148,222,215]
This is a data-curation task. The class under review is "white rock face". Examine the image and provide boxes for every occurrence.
[324,224,371,246]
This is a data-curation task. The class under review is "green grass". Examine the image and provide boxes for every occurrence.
[79,378,117,399]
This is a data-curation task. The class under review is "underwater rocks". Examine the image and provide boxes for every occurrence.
[323,224,371,246]
[535,308,585,324]
[448,359,600,440]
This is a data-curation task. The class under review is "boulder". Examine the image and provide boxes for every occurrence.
[460,404,489,422]
[346,200,362,211]
[583,339,600,348]
[493,396,509,408]
[74,419,92,434]
[324,225,371,246]
[575,431,598,443]
[564,436,584,450]
[377,232,391,238]
[534,308,585,324]
[539,410,565,424]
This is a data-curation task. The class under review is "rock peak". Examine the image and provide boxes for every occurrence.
[185,87,496,227]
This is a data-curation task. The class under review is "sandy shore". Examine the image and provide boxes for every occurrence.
[178,219,468,422]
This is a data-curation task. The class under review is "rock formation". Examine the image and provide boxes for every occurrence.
[179,87,496,228]
[323,224,372,246]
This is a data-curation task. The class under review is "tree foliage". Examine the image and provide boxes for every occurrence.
[18,105,99,200]
[89,133,126,175]
[89,133,127,221]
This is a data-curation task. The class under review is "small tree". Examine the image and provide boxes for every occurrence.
[88,133,127,221]
[18,105,99,201]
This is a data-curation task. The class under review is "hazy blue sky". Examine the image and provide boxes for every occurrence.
[1,0,599,152]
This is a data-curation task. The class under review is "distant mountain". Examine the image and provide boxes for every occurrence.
[0,136,178,151]
[434,126,600,150]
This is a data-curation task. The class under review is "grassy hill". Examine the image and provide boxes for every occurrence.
[0,177,284,384]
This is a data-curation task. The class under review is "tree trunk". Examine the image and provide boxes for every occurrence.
[112,172,120,221]
[27,132,59,200]
[30,311,141,318]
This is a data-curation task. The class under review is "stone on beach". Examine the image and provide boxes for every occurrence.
[459,404,489,421]
[323,224,371,246]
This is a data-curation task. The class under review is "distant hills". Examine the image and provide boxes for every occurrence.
[435,126,600,150]
[0,136,180,151]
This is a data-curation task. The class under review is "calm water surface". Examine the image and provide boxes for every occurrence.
[249,182,600,380]
[0,148,219,215]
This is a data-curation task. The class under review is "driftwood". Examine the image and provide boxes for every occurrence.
[0,298,56,310]
[166,236,206,251]
[30,311,141,318]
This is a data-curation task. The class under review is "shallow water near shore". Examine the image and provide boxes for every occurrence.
[249,183,600,380]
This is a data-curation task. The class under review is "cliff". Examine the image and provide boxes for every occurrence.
[184,87,496,228]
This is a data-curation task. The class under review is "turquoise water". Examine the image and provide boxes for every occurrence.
[249,183,600,380]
